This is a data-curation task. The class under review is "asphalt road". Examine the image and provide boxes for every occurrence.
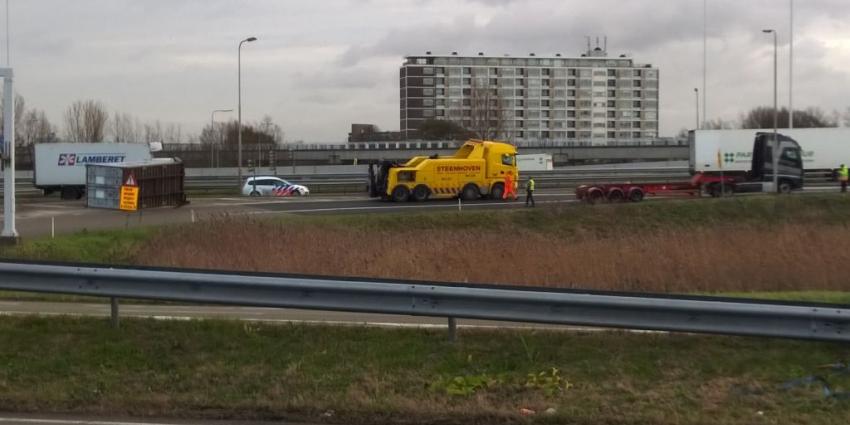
[1,191,578,239]
[2,185,846,239]
[0,300,596,332]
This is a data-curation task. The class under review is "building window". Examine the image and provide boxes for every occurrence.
[490,78,498,85]
[607,121,616,127]
[463,67,471,75]
[567,79,576,87]
[634,80,642,87]
[542,79,550,87]
[424,88,434,96]
[633,101,642,108]
[515,89,525,96]
[607,90,616,97]
[633,90,641,98]
[516,110,524,117]
[542,110,550,118]
[541,100,550,107]
[423,99,434,106]
[607,111,616,118]
[607,69,616,77]
[633,132,641,138]
[635,70,642,77]
[568,69,577,76]
[608,131,616,138]
[423,78,434,85]
[424,109,435,117]
[607,100,616,107]
[567,89,576,96]
[567,110,576,117]
[517,99,525,107]
[423,67,434,75]
[568,100,576,107]
[462,88,471,96]
[607,79,616,87]
[462,98,471,106]
[542,68,551,76]
[635,111,642,118]
[436,110,445,117]
[515,120,524,128]
[567,131,576,138]
[541,89,550,97]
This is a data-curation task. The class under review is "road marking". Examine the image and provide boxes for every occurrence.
[0,418,189,425]
[250,198,578,215]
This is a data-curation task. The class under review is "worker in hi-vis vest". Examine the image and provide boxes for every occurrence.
[839,164,849,193]
[525,177,536,207]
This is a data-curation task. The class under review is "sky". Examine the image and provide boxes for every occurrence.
[6,0,850,143]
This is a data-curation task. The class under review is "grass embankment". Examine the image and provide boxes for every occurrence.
[0,316,848,425]
[3,195,850,299]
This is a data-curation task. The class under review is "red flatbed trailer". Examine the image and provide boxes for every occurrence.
[575,173,737,203]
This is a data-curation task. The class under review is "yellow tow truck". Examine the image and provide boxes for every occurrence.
[368,140,518,202]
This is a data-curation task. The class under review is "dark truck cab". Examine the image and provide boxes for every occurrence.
[733,132,804,194]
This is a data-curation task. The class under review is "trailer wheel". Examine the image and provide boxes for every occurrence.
[461,183,480,201]
[607,190,625,202]
[412,185,430,202]
[490,182,505,200]
[587,190,604,204]
[628,189,644,202]
[391,185,410,202]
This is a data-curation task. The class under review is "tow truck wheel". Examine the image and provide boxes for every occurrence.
[412,185,430,202]
[461,184,479,201]
[391,185,410,202]
[490,183,505,200]
[778,180,793,194]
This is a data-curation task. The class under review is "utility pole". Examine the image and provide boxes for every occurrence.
[789,0,794,129]
[1,67,17,243]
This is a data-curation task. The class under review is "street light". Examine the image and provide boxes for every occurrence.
[210,109,232,168]
[238,36,257,187]
[694,88,699,130]
[763,29,779,193]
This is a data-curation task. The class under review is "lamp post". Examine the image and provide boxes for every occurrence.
[694,88,699,130]
[789,0,794,129]
[237,36,257,187]
[763,29,779,193]
[210,109,232,168]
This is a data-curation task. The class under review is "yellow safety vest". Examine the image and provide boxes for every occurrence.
[528,179,535,191]
[839,167,849,182]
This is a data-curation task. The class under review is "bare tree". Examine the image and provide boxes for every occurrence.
[143,120,162,143]
[463,79,506,140]
[740,106,836,129]
[64,100,108,143]
[258,115,284,144]
[19,109,56,145]
[110,112,141,143]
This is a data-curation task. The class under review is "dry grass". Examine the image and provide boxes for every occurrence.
[135,215,850,293]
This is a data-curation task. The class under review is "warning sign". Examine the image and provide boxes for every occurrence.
[124,173,137,187]
[119,186,139,211]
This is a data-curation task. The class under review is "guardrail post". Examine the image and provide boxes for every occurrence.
[447,317,457,342]
[110,297,120,328]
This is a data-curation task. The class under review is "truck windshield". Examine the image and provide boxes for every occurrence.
[501,154,515,166]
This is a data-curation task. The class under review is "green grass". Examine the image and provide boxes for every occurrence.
[0,316,847,424]
[709,291,850,305]
[1,227,154,264]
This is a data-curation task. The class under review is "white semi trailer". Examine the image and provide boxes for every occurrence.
[689,128,850,177]
[33,143,154,199]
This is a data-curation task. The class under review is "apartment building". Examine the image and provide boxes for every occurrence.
[399,46,659,144]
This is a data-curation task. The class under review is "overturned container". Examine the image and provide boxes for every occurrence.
[86,158,187,210]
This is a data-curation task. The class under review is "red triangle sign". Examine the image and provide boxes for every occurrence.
[125,173,137,187]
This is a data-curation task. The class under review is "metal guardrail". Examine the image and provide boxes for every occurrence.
[0,261,847,342]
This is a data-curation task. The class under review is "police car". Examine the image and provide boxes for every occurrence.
[241,176,310,197]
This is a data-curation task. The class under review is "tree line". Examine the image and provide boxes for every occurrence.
[0,94,286,146]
